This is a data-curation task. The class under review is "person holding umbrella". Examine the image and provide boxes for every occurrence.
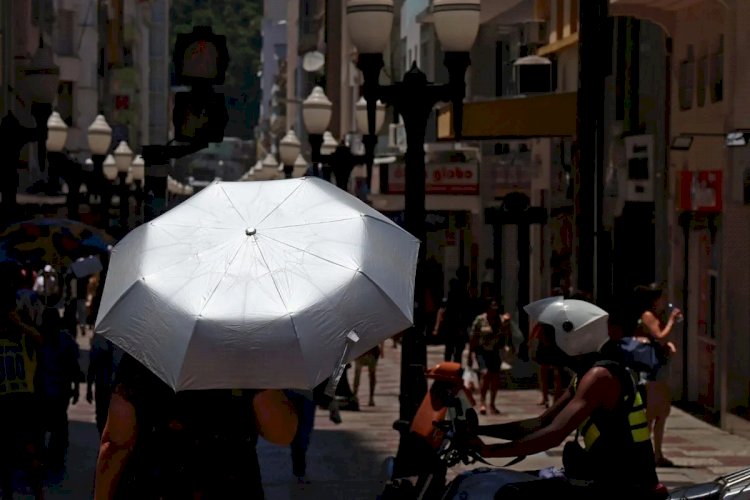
[92,178,420,499]
[94,353,299,499]
[466,297,662,499]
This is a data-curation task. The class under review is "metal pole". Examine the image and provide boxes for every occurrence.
[680,212,690,402]
[133,180,143,225]
[574,0,608,298]
[357,51,470,427]
[398,65,432,422]
[2,0,12,118]
[118,172,129,230]
[142,145,169,223]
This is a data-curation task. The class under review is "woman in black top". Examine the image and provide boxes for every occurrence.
[94,354,298,500]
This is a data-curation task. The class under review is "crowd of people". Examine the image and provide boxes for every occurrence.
[1,249,685,499]
[1,262,91,499]
[428,263,683,470]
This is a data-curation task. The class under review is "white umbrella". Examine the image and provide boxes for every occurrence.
[524,297,609,356]
[95,177,419,391]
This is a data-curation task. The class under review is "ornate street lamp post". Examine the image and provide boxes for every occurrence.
[279,129,302,179]
[346,0,480,424]
[302,86,385,190]
[45,111,83,218]
[113,141,133,231]
[131,154,145,225]
[355,96,386,188]
[88,114,113,209]
[294,154,308,179]
[24,36,60,186]
[320,132,339,181]
[255,153,279,181]
[102,153,117,226]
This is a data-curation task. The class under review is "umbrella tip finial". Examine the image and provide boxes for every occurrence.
[245,228,257,236]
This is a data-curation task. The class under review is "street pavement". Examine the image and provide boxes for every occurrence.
[11,337,750,499]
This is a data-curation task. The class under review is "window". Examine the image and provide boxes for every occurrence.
[678,45,695,111]
[697,53,707,107]
[57,81,74,126]
[56,10,75,56]
[710,35,724,103]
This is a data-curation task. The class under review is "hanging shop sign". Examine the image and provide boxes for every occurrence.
[387,163,479,195]
[676,170,723,213]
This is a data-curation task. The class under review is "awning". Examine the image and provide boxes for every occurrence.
[437,92,577,141]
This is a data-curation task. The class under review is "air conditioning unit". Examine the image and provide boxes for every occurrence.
[520,21,546,46]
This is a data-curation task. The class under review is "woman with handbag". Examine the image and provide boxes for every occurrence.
[633,284,683,468]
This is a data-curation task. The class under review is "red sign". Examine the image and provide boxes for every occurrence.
[676,170,723,212]
[388,163,479,195]
[115,95,130,110]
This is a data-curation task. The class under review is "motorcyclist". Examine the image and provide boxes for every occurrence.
[468,297,664,500]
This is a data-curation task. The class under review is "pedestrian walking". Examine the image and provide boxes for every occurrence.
[468,298,511,415]
[33,265,61,308]
[352,343,383,407]
[94,353,298,499]
[37,307,81,472]
[536,287,568,407]
[433,278,471,363]
[286,390,317,484]
[87,333,123,436]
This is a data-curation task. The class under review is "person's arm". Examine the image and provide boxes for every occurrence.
[8,311,43,347]
[478,386,573,440]
[253,389,299,445]
[641,310,680,342]
[432,307,446,336]
[476,367,616,458]
[94,390,138,500]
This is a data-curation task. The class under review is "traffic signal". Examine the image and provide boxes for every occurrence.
[172,91,228,144]
[172,26,230,144]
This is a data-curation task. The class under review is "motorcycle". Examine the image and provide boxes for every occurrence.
[377,361,750,500]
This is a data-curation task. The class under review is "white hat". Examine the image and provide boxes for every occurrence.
[524,297,610,357]
[44,264,54,273]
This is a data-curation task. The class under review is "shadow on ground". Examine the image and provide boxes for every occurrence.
[259,428,388,500]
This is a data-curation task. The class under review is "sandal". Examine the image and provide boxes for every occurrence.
[489,406,500,415]
[479,405,487,415]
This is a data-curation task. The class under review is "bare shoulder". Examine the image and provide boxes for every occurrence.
[577,366,621,408]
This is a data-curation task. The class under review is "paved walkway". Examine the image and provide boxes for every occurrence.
[13,338,750,499]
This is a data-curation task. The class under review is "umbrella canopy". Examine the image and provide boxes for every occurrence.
[0,218,114,269]
[524,297,609,357]
[95,177,419,391]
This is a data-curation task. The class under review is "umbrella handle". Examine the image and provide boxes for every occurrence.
[324,330,360,398]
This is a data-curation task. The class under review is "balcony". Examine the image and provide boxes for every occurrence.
[437,92,577,141]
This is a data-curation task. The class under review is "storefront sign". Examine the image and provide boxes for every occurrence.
[676,170,723,212]
[387,163,479,195]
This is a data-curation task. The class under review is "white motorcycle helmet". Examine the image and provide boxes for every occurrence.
[524,296,610,357]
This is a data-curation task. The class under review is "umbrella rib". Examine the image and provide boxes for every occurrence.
[255,234,358,272]
[197,238,248,317]
[253,239,308,381]
[260,216,363,231]
[218,184,250,226]
[255,182,304,228]
[257,234,412,326]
